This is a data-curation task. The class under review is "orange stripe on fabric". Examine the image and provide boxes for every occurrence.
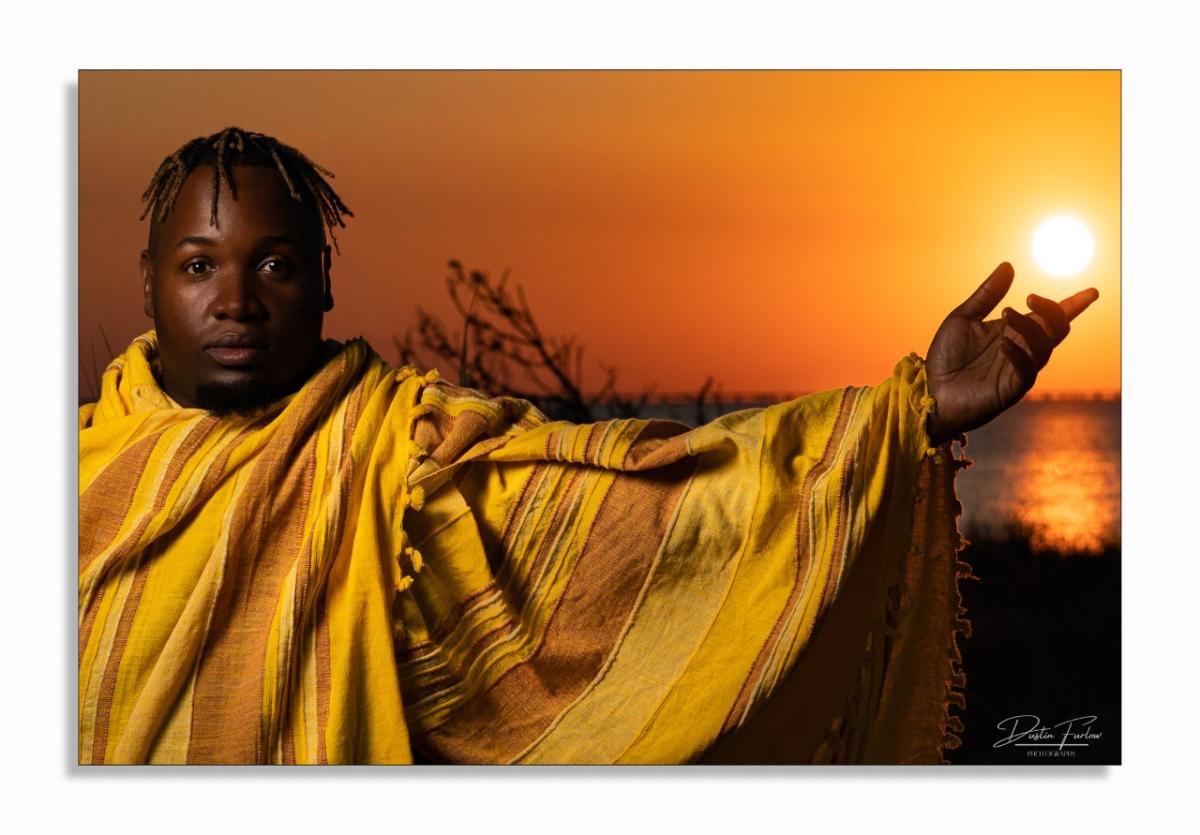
[817,452,856,619]
[78,432,161,573]
[499,464,548,550]
[314,580,332,765]
[290,440,321,624]
[78,588,103,669]
[397,581,501,660]
[428,411,490,468]
[274,442,320,765]
[416,458,697,763]
[317,384,366,762]
[312,379,365,765]
[185,430,320,763]
[621,421,693,471]
[402,617,520,708]
[514,469,584,603]
[282,714,297,765]
[89,548,153,763]
[194,424,259,498]
[581,422,604,466]
[184,353,366,763]
[80,418,217,577]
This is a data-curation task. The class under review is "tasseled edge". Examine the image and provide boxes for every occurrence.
[911,367,973,467]
[400,545,425,575]
[915,375,942,462]
[391,544,427,650]
[390,490,426,615]
[941,612,971,758]
[393,549,423,593]
[390,366,441,616]
[907,353,937,452]
[922,422,940,464]
[938,450,974,763]
[909,355,974,761]
[951,433,974,474]
[395,365,441,387]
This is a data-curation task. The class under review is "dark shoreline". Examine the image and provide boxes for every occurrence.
[949,531,1121,765]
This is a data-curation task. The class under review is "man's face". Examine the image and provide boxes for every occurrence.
[141,164,333,411]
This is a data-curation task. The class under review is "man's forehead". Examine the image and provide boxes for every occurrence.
[179,164,303,209]
[148,164,325,251]
[170,233,309,251]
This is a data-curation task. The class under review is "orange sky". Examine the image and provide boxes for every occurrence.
[79,70,1119,399]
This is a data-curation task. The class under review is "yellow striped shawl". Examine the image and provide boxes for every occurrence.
[79,331,968,764]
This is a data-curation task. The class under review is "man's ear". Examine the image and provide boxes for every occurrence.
[322,245,334,312]
[140,250,155,319]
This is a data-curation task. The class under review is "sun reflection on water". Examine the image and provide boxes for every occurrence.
[956,400,1120,555]
[1012,429,1120,554]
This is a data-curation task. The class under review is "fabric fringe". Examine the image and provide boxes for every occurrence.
[938,439,973,762]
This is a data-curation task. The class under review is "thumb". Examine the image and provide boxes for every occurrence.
[951,262,1014,320]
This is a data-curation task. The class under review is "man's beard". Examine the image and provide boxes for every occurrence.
[193,380,278,416]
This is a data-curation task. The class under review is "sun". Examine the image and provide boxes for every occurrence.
[1031,215,1095,277]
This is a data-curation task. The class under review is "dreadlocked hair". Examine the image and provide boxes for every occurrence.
[139,127,353,252]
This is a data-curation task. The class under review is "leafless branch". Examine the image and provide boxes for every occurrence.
[395,261,719,423]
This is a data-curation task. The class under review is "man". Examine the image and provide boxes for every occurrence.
[79,127,1098,765]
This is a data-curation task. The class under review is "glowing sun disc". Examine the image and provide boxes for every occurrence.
[1031,215,1094,277]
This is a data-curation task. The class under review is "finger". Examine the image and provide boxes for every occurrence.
[1002,308,1052,368]
[952,261,1014,320]
[1059,287,1100,321]
[1000,336,1038,389]
[1026,294,1070,343]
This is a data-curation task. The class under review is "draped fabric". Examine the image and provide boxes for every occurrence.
[78,331,969,764]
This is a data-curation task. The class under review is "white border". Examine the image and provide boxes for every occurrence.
[4,1,1195,831]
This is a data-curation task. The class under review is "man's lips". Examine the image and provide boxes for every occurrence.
[206,346,268,367]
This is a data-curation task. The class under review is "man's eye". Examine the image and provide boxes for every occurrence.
[260,258,292,274]
[184,261,210,275]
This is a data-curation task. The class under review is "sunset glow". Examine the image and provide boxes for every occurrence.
[79,71,1120,399]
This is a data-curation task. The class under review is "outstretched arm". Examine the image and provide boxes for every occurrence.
[924,261,1099,445]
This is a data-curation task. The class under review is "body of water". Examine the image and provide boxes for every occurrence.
[952,398,1120,554]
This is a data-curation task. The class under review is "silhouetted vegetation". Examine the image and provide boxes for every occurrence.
[80,323,115,406]
[394,261,723,423]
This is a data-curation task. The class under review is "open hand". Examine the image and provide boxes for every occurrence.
[924,261,1099,444]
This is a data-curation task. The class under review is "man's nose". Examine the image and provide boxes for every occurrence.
[210,269,266,321]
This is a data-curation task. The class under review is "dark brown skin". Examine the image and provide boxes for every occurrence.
[140,165,334,409]
[925,261,1099,444]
